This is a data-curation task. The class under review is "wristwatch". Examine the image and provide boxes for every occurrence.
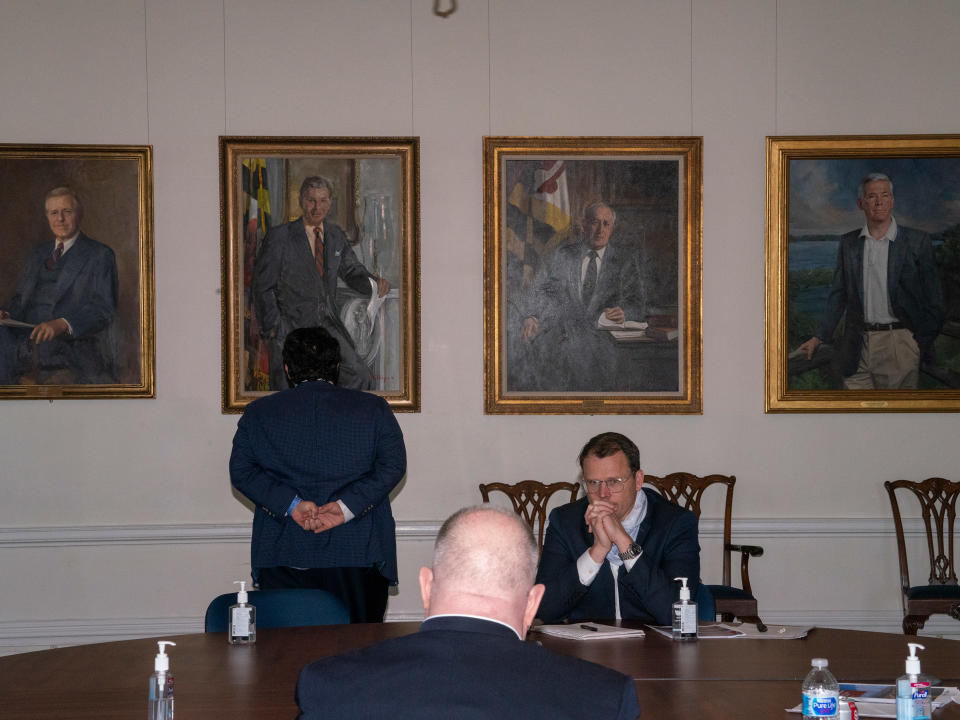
[618,542,643,562]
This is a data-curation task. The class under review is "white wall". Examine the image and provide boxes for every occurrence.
[2,0,959,654]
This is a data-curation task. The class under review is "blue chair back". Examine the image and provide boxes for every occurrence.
[204,588,349,632]
[696,582,715,623]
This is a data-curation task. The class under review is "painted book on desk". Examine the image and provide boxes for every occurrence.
[645,326,679,341]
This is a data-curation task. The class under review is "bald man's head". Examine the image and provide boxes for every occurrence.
[431,505,539,602]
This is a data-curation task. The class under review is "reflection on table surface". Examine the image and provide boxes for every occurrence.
[1,623,958,720]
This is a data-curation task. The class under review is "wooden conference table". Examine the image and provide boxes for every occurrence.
[2,622,959,719]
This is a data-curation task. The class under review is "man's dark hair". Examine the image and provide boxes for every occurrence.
[577,431,641,474]
[282,327,341,386]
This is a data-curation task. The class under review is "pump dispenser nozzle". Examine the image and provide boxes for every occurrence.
[234,580,248,604]
[154,640,176,672]
[905,642,925,675]
[674,576,691,601]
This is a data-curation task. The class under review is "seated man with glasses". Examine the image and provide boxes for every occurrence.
[535,431,706,625]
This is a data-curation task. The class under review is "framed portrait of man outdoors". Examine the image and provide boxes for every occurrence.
[220,136,420,413]
[0,144,155,399]
[765,135,960,412]
[483,136,703,415]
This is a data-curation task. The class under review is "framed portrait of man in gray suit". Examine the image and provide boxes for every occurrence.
[483,136,703,415]
[766,135,960,412]
[220,136,420,413]
[0,144,155,400]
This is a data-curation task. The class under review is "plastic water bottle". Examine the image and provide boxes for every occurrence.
[802,658,839,718]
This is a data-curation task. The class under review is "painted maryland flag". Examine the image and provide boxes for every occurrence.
[241,159,272,391]
[506,160,571,287]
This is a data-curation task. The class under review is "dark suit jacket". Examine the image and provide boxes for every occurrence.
[536,488,702,625]
[295,615,641,720]
[520,241,645,391]
[229,380,406,583]
[1,233,118,382]
[525,240,644,334]
[817,226,944,375]
[252,218,374,344]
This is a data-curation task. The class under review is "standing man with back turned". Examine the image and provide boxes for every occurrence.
[796,173,944,389]
[230,326,406,622]
[252,175,390,391]
[536,431,705,625]
[296,505,641,720]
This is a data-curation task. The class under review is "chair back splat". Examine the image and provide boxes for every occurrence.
[478,481,580,557]
[884,477,960,635]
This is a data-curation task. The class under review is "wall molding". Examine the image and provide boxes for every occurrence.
[0,516,926,548]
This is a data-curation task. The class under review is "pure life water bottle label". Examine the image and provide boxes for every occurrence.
[802,694,839,717]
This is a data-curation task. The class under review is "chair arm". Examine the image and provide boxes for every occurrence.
[726,543,763,557]
[725,543,764,596]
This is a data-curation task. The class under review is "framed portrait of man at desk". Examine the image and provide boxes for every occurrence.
[483,136,703,415]
[765,135,960,412]
[0,144,155,400]
[220,136,420,413]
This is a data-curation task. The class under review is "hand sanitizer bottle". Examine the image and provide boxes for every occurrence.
[228,580,256,645]
[148,640,175,720]
[897,643,931,720]
[672,577,697,641]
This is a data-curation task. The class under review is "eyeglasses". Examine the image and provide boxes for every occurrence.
[583,477,630,493]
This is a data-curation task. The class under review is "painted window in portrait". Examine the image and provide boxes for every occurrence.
[483,137,702,415]
[220,137,420,413]
[0,144,155,399]
[765,135,960,412]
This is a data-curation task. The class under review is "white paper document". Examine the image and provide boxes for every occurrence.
[366,278,386,321]
[786,684,960,717]
[532,622,646,640]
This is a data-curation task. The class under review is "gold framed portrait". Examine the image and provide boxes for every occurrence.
[765,135,960,412]
[220,136,420,413]
[483,136,702,415]
[0,144,155,399]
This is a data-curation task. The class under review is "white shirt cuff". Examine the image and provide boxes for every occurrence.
[577,550,603,585]
[337,499,354,523]
[623,554,640,573]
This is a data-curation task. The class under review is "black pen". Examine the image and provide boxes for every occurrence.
[579,624,598,632]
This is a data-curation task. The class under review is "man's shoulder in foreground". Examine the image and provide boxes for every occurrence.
[296,616,639,720]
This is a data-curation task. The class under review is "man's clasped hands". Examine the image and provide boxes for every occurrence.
[291,500,346,533]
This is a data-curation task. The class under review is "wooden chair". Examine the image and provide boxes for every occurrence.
[478,480,580,557]
[884,477,960,635]
[644,472,767,631]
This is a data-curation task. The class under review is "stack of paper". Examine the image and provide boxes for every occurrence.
[532,622,646,640]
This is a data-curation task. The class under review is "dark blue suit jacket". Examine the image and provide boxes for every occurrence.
[536,488,703,625]
[0,233,118,383]
[817,225,944,375]
[229,380,405,583]
[295,615,641,720]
